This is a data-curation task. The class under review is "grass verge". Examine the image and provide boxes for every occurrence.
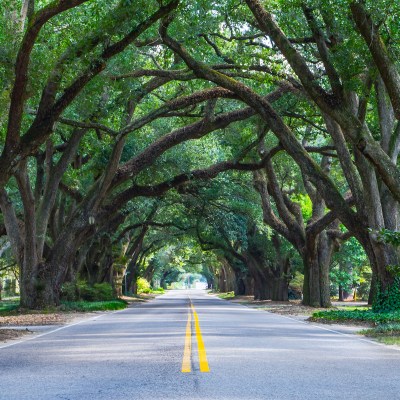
[0,299,128,314]
[216,291,235,300]
[359,323,400,346]
[59,299,127,312]
[311,309,400,325]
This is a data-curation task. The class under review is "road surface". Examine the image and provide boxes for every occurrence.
[1,290,400,399]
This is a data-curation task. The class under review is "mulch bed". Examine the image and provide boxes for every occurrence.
[0,313,72,326]
[0,311,94,343]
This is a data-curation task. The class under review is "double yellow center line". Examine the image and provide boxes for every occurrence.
[181,301,210,373]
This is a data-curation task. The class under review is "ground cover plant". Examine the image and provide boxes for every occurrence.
[59,300,127,312]
[359,323,400,346]
[0,300,19,315]
[311,309,400,325]
[217,292,235,300]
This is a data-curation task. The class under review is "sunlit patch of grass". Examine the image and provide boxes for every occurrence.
[335,306,371,311]
[217,292,235,299]
[375,336,400,345]
[359,323,400,345]
[60,300,127,312]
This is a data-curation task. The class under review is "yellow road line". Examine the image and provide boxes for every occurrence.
[181,312,192,373]
[191,304,210,373]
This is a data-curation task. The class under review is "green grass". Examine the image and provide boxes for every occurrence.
[0,300,19,314]
[217,291,235,299]
[373,336,400,345]
[360,322,400,335]
[359,323,400,345]
[310,308,400,346]
[0,299,127,314]
[335,306,370,311]
[312,309,400,325]
[60,299,127,312]
[151,288,165,294]
[137,287,165,295]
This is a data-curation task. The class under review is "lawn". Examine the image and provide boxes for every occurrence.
[359,323,400,346]
[311,309,400,325]
[0,300,20,314]
[60,299,127,311]
[216,291,235,300]
[0,299,127,315]
[311,308,400,346]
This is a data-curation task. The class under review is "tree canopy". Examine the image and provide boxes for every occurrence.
[1,0,400,311]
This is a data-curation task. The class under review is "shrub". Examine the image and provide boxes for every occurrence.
[77,281,96,301]
[373,277,400,313]
[61,282,78,301]
[61,281,115,302]
[137,278,151,294]
[289,272,304,292]
[92,283,114,301]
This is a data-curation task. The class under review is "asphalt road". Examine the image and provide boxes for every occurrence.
[1,290,400,400]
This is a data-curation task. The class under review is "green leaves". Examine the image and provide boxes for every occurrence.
[376,228,400,247]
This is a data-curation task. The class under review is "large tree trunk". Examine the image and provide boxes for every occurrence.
[302,230,335,307]
[318,231,335,307]
[338,285,344,302]
[20,206,93,308]
[362,233,400,311]
[271,260,290,301]
[243,274,254,296]
[217,257,244,294]
[20,259,67,309]
[302,239,321,307]
[244,253,271,301]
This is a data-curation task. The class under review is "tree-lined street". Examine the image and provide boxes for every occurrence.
[2,0,400,311]
[1,290,400,400]
[3,1,400,396]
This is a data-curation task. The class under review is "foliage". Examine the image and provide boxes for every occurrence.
[0,300,19,314]
[311,309,400,325]
[136,278,151,294]
[2,0,400,312]
[60,282,78,302]
[290,194,312,222]
[360,323,400,345]
[149,287,165,294]
[217,291,235,299]
[330,238,370,299]
[289,272,304,292]
[376,229,400,247]
[60,300,127,312]
[373,277,400,313]
[362,323,400,335]
[61,281,114,302]
[91,283,115,301]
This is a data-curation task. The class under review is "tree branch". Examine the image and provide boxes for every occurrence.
[351,1,400,119]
